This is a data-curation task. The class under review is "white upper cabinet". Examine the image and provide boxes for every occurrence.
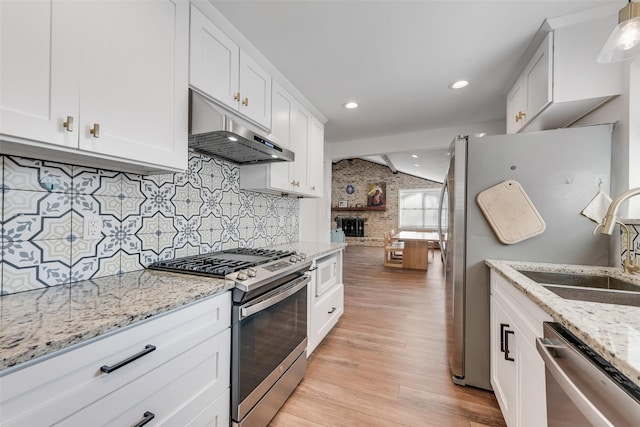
[189,5,271,129]
[240,81,324,198]
[0,0,189,174]
[307,118,325,196]
[506,15,621,134]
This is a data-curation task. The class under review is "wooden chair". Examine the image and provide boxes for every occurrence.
[383,231,404,268]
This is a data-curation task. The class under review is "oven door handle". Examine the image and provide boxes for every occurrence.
[240,275,310,320]
[535,337,614,427]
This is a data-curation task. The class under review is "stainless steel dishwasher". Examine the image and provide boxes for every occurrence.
[536,322,640,426]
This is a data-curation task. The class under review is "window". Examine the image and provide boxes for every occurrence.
[399,188,444,230]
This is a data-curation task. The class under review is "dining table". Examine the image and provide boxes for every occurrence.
[392,231,441,270]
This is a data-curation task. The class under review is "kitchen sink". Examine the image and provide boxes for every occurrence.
[516,270,640,307]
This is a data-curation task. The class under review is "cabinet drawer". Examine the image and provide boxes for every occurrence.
[56,329,230,426]
[313,283,344,341]
[1,292,231,426]
[491,275,551,354]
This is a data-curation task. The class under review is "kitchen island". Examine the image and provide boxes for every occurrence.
[486,259,640,386]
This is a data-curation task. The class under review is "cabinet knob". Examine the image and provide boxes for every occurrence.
[63,116,74,132]
[291,180,296,186]
[89,123,100,138]
[242,97,249,107]
[234,92,241,101]
[311,185,316,191]
[515,111,526,123]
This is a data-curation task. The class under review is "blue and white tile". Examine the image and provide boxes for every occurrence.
[221,199,240,218]
[71,166,120,195]
[185,153,203,189]
[157,213,177,255]
[3,191,72,241]
[173,243,200,258]
[197,214,217,249]
[266,197,279,218]
[141,179,175,217]
[71,213,121,282]
[253,216,268,239]
[122,174,145,199]
[200,188,224,218]
[238,192,256,217]
[174,216,201,250]
[220,161,240,193]
[220,216,240,243]
[95,195,121,219]
[3,238,71,291]
[120,251,146,274]
[92,173,122,198]
[199,156,223,191]
[4,156,73,193]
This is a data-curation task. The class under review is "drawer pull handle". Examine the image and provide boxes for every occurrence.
[100,344,156,374]
[499,323,509,353]
[328,307,337,314]
[63,116,74,132]
[133,411,155,427]
[504,330,515,362]
[89,123,100,138]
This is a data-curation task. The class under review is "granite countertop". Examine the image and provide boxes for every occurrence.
[486,259,640,386]
[0,242,347,373]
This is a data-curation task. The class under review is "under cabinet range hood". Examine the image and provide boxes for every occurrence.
[188,90,294,164]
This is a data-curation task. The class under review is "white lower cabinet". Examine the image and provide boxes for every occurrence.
[0,292,231,427]
[490,272,552,427]
[308,250,344,355]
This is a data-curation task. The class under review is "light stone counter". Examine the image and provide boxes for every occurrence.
[0,242,346,372]
[0,269,233,372]
[486,259,640,386]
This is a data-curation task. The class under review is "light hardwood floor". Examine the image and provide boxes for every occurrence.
[269,245,506,427]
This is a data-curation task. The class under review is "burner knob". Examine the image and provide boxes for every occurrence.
[247,268,257,277]
[236,271,248,281]
[290,255,299,263]
[299,252,307,260]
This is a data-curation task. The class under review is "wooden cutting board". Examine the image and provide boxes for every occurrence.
[476,180,546,244]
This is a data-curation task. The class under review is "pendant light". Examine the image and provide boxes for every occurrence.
[597,1,640,63]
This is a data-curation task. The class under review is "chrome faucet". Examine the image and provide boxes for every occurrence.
[599,187,640,274]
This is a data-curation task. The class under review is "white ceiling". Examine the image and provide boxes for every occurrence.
[210,0,623,179]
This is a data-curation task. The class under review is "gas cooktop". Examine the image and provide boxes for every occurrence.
[148,248,297,277]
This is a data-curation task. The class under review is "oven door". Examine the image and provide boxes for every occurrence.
[232,274,309,424]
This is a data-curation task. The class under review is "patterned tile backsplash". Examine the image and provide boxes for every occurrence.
[0,153,298,295]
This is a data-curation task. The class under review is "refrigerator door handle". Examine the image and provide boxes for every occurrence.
[438,170,449,265]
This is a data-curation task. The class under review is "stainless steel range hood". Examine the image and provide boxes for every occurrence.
[188,90,294,164]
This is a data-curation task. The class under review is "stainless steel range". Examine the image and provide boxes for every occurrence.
[150,248,311,427]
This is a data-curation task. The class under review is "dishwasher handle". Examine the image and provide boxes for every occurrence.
[536,337,614,427]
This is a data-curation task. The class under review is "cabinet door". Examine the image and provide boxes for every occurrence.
[189,5,239,111]
[78,0,188,170]
[0,0,79,148]
[306,118,324,196]
[524,32,553,124]
[291,103,310,192]
[490,296,517,427]
[265,81,294,191]
[517,337,547,427]
[239,51,272,129]
[506,75,525,134]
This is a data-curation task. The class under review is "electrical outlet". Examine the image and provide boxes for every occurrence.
[83,215,102,240]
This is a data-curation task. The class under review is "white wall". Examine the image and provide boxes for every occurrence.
[299,150,332,243]
[328,119,505,160]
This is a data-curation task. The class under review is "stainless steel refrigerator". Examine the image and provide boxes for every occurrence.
[438,124,612,390]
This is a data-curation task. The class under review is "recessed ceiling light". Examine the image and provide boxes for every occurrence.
[449,80,469,89]
[411,154,418,158]
[344,102,359,109]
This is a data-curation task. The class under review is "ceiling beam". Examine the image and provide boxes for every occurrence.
[380,154,398,174]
